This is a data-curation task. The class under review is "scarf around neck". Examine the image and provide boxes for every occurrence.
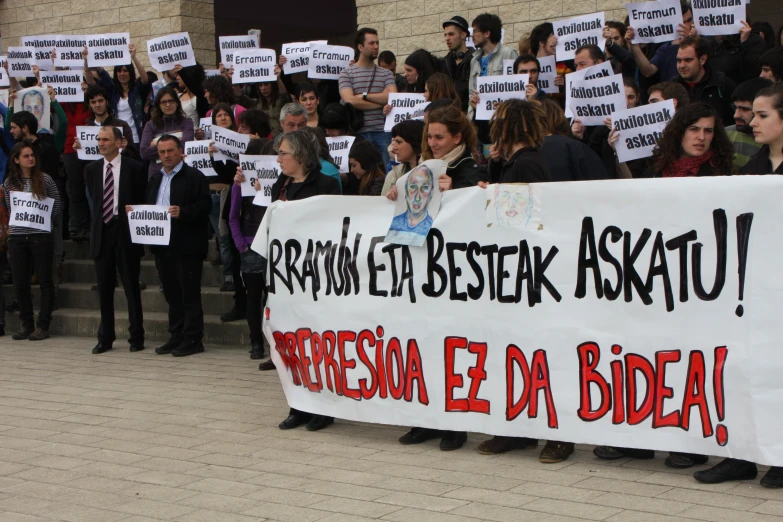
[662,150,713,178]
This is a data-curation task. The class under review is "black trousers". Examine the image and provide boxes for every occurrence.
[155,250,203,345]
[8,234,54,330]
[94,220,143,345]
[63,153,90,233]
[243,271,264,344]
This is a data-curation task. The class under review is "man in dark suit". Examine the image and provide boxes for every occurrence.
[86,127,147,354]
[139,135,210,357]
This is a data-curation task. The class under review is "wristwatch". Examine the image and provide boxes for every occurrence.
[362,92,368,101]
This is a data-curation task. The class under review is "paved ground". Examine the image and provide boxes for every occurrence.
[0,337,782,522]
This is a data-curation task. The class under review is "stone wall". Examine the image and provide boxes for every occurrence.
[0,0,218,69]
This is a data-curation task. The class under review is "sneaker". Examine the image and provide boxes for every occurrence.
[593,446,655,460]
[665,452,709,469]
[306,415,334,431]
[398,427,441,445]
[250,343,265,360]
[439,431,467,451]
[693,458,757,484]
[220,308,246,322]
[219,280,235,292]
[27,328,50,341]
[477,436,538,455]
[12,328,34,340]
[540,441,575,463]
[761,466,783,488]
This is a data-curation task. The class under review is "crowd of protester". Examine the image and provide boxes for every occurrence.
[0,1,782,488]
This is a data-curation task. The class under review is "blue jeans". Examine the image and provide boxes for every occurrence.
[209,192,233,281]
[358,130,392,167]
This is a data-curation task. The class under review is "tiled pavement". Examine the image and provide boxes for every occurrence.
[0,337,781,522]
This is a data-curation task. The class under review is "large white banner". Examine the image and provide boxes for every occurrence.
[692,0,745,36]
[475,74,529,120]
[384,93,427,132]
[308,44,353,80]
[626,0,683,44]
[147,32,196,71]
[553,12,606,61]
[252,177,783,465]
[612,100,676,163]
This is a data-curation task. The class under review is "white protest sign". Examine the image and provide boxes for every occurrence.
[184,140,217,177]
[281,41,327,75]
[15,87,50,132]
[613,99,676,163]
[199,117,212,140]
[232,49,276,84]
[86,33,130,68]
[475,74,529,121]
[568,73,627,125]
[503,59,515,76]
[75,126,124,160]
[325,136,355,174]
[40,71,83,103]
[128,205,170,246]
[564,61,615,118]
[147,32,196,72]
[308,44,353,80]
[553,12,606,61]
[21,35,57,70]
[253,176,783,466]
[219,35,259,67]
[239,155,280,199]
[212,126,250,163]
[384,93,427,132]
[54,35,88,69]
[626,0,683,44]
[7,47,35,76]
[692,0,745,36]
[9,191,53,232]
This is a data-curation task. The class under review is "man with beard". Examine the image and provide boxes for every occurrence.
[725,78,773,169]
[440,16,474,113]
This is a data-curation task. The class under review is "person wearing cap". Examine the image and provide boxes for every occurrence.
[440,15,475,113]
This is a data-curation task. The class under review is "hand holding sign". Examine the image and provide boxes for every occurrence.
[128,205,171,245]
[147,32,196,71]
[475,74,529,120]
[239,155,280,199]
[87,33,131,67]
[553,12,606,61]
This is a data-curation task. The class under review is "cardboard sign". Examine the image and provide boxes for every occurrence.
[86,33,131,68]
[692,0,746,36]
[21,35,57,70]
[7,47,35,76]
[325,136,356,174]
[568,73,627,126]
[626,0,683,44]
[184,140,217,177]
[40,71,83,103]
[475,74,529,121]
[613,99,676,163]
[54,35,88,69]
[564,61,615,118]
[75,126,124,160]
[232,49,276,84]
[281,40,327,74]
[147,32,196,72]
[239,155,280,199]
[553,12,606,61]
[9,191,53,232]
[212,126,249,163]
[308,44,353,80]
[384,93,427,132]
[199,117,212,140]
[128,205,170,246]
[15,87,50,132]
[219,35,259,67]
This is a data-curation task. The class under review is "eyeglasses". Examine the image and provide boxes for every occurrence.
[159,99,177,106]
[277,150,293,157]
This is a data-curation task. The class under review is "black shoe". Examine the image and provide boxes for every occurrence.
[440,431,467,451]
[258,360,276,371]
[172,342,205,357]
[279,413,311,430]
[250,343,265,360]
[399,427,442,445]
[306,415,334,432]
[129,344,145,352]
[155,338,182,355]
[593,446,655,460]
[220,280,235,292]
[665,452,709,469]
[761,466,783,488]
[694,458,758,484]
[220,308,246,322]
[27,328,50,341]
[92,342,112,354]
[12,328,33,340]
[138,281,147,291]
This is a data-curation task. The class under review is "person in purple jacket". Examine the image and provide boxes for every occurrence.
[140,87,194,178]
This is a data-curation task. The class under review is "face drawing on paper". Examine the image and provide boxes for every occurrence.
[404,165,434,228]
[22,90,45,124]
[494,184,536,228]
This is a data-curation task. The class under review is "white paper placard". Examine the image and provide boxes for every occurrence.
[568,73,627,126]
[219,35,259,67]
[613,99,676,163]
[75,126,124,160]
[0,65,9,88]
[15,87,50,131]
[128,205,171,245]
[384,93,427,132]
[308,44,353,81]
[475,74,529,121]
[553,12,606,61]
[537,55,559,94]
[9,191,53,232]
[21,35,57,70]
[184,140,217,177]
[40,71,83,103]
[212,126,250,163]
[692,0,745,36]
[281,40,327,75]
[503,59,515,76]
[239,155,280,199]
[626,0,683,44]
[7,47,35,76]
[232,49,276,84]
[199,117,212,140]
[54,35,88,69]
[565,61,615,118]
[147,32,196,72]
[86,33,130,68]
[325,136,356,174]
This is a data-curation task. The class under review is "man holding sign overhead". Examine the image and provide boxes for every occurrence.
[85,127,147,355]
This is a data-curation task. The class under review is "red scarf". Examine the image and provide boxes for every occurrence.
[662,150,714,178]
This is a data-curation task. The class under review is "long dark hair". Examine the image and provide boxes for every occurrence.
[204,75,236,106]
[113,64,137,96]
[755,83,783,156]
[404,49,439,93]
[349,140,385,195]
[6,141,45,199]
[211,103,236,130]
[151,86,185,127]
[258,81,280,110]
[653,102,735,174]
